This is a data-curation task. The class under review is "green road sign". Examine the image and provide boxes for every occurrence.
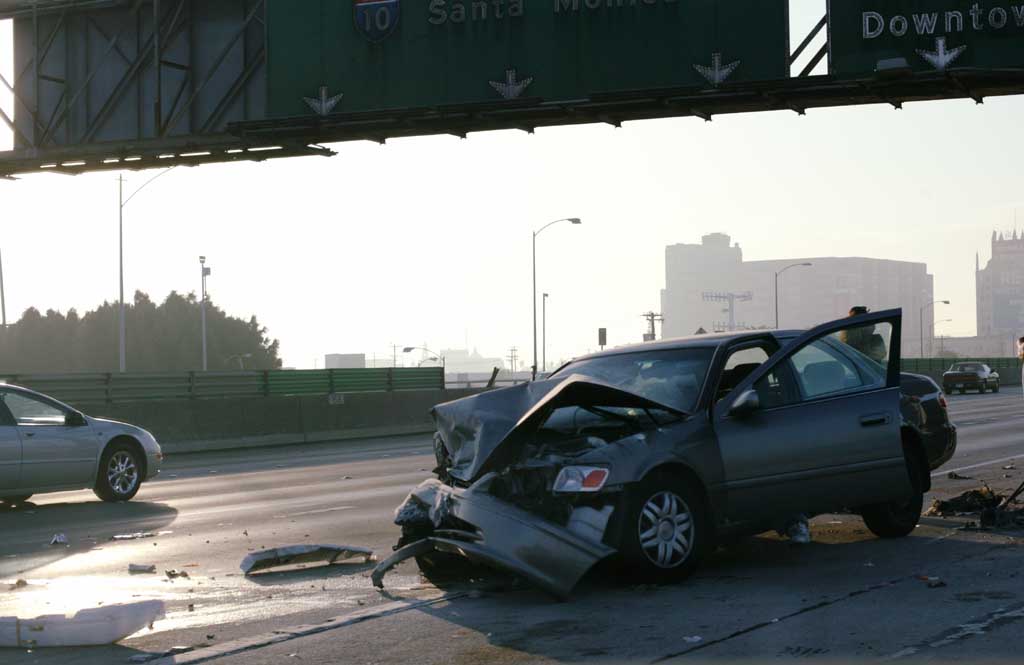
[267,0,790,119]
[829,1,1024,75]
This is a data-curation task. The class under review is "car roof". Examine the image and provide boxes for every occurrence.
[570,329,804,363]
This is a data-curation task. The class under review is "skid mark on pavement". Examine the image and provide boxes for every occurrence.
[883,603,1024,660]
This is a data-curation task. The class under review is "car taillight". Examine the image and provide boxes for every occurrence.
[938,394,948,409]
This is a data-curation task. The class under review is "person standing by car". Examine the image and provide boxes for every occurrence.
[1019,336,1024,397]
[840,306,887,363]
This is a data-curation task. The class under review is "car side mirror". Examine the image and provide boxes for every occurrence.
[65,411,87,427]
[728,390,760,418]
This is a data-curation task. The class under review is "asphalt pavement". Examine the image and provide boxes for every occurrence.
[2,389,1023,665]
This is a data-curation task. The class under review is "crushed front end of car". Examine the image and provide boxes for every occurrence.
[372,375,687,599]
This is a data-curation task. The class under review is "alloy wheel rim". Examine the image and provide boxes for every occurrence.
[107,451,138,496]
[638,490,694,569]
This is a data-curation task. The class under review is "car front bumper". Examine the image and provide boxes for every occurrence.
[372,480,615,599]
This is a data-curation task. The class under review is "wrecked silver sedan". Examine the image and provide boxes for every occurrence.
[375,310,932,598]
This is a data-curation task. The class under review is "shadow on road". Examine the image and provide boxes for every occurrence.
[244,560,377,586]
[0,500,178,577]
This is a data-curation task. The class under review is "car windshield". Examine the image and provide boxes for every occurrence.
[552,348,714,413]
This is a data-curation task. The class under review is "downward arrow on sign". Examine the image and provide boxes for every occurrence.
[916,37,967,71]
[694,53,740,87]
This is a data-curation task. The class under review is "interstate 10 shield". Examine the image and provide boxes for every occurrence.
[353,0,400,42]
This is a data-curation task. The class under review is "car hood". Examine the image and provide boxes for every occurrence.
[88,416,154,441]
[433,374,686,483]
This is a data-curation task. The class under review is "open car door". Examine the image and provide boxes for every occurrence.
[712,309,912,526]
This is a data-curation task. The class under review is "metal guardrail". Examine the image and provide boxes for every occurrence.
[902,357,1021,374]
[0,368,445,404]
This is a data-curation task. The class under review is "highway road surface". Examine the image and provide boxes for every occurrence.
[2,389,1023,665]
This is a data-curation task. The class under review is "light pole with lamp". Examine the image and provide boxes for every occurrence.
[0,247,7,328]
[200,256,211,371]
[403,346,444,371]
[774,262,812,329]
[931,318,953,357]
[542,292,549,374]
[533,218,581,380]
[118,166,176,372]
[920,299,950,359]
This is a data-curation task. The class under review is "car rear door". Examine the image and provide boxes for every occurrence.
[0,398,22,493]
[1,390,97,489]
[713,310,913,525]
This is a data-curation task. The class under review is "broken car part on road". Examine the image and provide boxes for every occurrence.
[241,544,374,574]
[0,600,164,647]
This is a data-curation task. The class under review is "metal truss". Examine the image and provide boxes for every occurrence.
[0,0,329,178]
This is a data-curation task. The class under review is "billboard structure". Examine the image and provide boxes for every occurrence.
[2,0,1024,178]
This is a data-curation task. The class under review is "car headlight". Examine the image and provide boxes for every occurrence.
[553,466,609,493]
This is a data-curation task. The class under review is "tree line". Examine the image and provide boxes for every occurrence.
[0,291,281,374]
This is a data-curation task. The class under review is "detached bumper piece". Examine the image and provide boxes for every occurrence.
[372,483,615,600]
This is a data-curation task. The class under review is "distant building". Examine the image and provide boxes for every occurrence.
[325,353,366,369]
[977,230,1024,342]
[660,233,934,357]
[440,348,505,374]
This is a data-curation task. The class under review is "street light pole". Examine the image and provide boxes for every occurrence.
[542,292,549,374]
[200,256,210,371]
[532,217,581,381]
[920,299,950,359]
[117,166,176,373]
[774,262,813,329]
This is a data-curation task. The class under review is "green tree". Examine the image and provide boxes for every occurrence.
[0,291,281,373]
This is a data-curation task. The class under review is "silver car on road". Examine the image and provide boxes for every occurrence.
[0,384,163,504]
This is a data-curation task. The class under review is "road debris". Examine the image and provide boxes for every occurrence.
[778,515,811,544]
[128,564,157,575]
[9,579,27,590]
[947,472,972,480]
[917,575,947,588]
[1004,465,1017,471]
[165,569,190,579]
[49,533,68,546]
[111,532,156,541]
[925,485,1002,516]
[240,544,374,574]
[126,645,193,663]
[0,600,165,647]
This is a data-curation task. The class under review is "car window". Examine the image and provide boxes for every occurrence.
[751,322,891,408]
[554,348,714,413]
[1,392,67,426]
[716,346,771,402]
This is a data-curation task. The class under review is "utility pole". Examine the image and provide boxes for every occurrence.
[641,312,664,342]
[0,247,7,328]
[703,292,753,332]
[507,347,519,381]
[542,293,549,373]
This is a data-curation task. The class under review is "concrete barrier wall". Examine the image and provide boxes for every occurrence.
[85,389,482,454]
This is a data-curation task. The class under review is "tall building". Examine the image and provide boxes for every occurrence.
[977,231,1024,338]
[660,233,934,357]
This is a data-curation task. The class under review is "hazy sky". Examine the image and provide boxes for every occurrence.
[0,4,1020,369]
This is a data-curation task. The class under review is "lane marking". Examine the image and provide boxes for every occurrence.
[288,506,354,517]
[149,593,466,665]
[932,453,1021,478]
[883,603,1024,660]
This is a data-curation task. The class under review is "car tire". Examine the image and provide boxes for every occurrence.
[993,383,1000,393]
[861,451,925,539]
[979,382,987,394]
[1,495,32,505]
[619,472,709,584]
[94,441,143,502]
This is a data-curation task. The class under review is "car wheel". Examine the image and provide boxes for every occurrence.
[619,473,709,583]
[979,382,987,394]
[94,442,143,502]
[1,495,32,505]
[861,452,925,539]
[993,383,1000,393]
